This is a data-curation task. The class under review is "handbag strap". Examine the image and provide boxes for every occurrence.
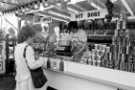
[23,45,30,69]
[23,45,29,58]
[23,45,42,70]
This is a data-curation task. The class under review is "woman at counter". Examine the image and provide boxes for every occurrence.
[14,25,47,90]
[69,21,87,62]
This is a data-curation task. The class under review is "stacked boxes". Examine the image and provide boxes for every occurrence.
[81,44,111,67]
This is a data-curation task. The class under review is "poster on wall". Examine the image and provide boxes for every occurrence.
[0,41,5,74]
[71,9,108,21]
[0,61,5,74]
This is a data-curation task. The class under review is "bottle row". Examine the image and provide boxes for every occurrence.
[43,57,64,72]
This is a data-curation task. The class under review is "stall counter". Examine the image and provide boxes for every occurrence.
[43,57,135,90]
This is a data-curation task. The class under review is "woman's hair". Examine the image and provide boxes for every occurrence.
[17,25,37,43]
[78,21,85,29]
[68,21,78,33]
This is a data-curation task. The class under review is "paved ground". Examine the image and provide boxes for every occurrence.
[0,75,15,90]
[0,75,56,90]
[0,74,57,90]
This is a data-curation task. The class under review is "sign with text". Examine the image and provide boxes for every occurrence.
[42,17,52,23]
[71,9,108,21]
[33,16,52,24]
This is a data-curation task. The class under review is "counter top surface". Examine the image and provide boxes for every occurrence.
[65,61,135,90]
[43,57,135,90]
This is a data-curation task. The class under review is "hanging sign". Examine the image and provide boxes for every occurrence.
[41,17,52,23]
[33,16,52,24]
[71,9,108,21]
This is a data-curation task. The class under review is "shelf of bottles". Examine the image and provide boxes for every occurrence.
[82,14,135,73]
[111,14,133,72]
[31,15,135,73]
[31,35,65,72]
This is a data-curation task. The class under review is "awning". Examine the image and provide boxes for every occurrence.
[1,0,135,22]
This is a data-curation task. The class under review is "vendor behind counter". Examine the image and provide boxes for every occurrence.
[68,21,87,62]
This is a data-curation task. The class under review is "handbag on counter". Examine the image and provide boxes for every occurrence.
[23,45,47,88]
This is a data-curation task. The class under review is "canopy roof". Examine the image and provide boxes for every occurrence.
[1,0,135,22]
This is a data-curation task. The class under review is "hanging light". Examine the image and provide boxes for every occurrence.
[64,0,69,2]
[69,0,84,4]
[24,4,30,12]
[33,1,40,10]
[16,6,24,16]
[56,3,61,7]
[42,0,49,7]
[21,5,26,12]
[14,7,19,14]
[110,0,118,3]
[43,2,49,7]
[91,2,102,10]
[18,7,22,14]
[27,2,34,9]
[17,6,21,12]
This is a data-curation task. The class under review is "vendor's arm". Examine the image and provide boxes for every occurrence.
[74,42,87,55]
[26,46,46,69]
[74,30,87,55]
